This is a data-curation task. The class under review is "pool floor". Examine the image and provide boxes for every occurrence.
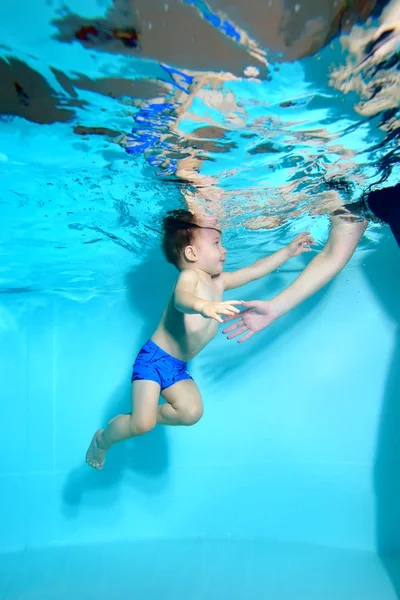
[1,539,399,600]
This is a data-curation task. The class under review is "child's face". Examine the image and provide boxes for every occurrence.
[191,228,226,275]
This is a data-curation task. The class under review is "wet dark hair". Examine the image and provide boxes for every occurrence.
[323,177,354,200]
[162,209,201,268]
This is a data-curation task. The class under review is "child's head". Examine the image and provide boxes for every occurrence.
[162,209,226,275]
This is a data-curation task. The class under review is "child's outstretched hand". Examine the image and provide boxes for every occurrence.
[199,300,243,323]
[287,232,314,257]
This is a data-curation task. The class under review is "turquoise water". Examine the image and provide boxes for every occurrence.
[0,2,400,599]
[0,0,398,291]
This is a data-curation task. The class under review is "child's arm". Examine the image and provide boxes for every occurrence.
[222,216,367,342]
[174,270,242,323]
[223,232,314,291]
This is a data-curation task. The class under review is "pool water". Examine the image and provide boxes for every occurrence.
[0,1,399,599]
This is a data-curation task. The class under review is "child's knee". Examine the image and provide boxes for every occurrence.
[130,415,156,436]
[180,405,203,426]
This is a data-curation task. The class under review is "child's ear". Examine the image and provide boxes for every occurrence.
[184,245,197,262]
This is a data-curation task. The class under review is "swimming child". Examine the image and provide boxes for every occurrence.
[86,209,314,469]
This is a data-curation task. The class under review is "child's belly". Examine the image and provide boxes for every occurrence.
[183,314,219,359]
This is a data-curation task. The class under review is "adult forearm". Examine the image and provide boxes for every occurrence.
[271,217,367,317]
[272,251,345,316]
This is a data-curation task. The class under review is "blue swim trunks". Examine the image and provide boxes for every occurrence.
[131,339,193,391]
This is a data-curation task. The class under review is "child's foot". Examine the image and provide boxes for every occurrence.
[86,429,106,470]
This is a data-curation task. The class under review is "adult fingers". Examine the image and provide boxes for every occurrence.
[226,325,247,340]
[222,319,244,334]
[237,330,254,343]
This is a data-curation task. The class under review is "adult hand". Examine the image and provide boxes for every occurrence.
[222,300,279,343]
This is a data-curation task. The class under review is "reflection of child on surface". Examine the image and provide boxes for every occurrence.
[86,209,313,469]
[119,67,249,218]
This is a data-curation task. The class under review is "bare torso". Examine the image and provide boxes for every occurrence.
[151,272,224,362]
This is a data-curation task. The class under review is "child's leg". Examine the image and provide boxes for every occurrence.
[158,379,203,426]
[86,380,160,469]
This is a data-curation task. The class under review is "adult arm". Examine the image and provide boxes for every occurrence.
[223,215,367,342]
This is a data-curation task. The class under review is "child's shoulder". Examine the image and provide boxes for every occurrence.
[176,269,200,284]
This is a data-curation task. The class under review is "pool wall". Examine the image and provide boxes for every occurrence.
[0,235,399,555]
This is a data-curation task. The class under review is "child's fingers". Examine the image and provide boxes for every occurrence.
[298,234,314,245]
[300,237,314,248]
[217,303,242,314]
[295,232,310,240]
[213,314,224,323]
[219,308,237,317]
[222,301,243,312]
[226,305,241,314]
[221,314,238,324]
